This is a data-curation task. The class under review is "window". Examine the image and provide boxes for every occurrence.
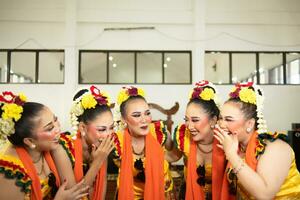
[205,51,300,85]
[232,53,256,84]
[79,50,192,84]
[204,52,230,84]
[286,53,300,84]
[0,50,64,84]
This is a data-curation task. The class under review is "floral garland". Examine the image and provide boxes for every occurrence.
[189,80,219,106]
[58,133,75,166]
[229,82,267,134]
[172,124,190,154]
[117,86,145,106]
[0,91,27,141]
[70,86,111,134]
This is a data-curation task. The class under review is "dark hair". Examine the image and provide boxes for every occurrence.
[6,102,45,146]
[226,98,258,129]
[187,98,220,119]
[73,89,111,124]
[120,95,146,118]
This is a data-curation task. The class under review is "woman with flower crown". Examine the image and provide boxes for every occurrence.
[54,85,115,200]
[214,82,300,199]
[0,91,89,200]
[167,80,227,200]
[112,86,174,200]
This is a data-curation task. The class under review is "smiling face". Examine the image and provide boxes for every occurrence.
[83,110,114,145]
[123,98,152,137]
[31,107,61,151]
[185,102,215,142]
[218,101,255,142]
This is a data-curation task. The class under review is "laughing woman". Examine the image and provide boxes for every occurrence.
[53,86,115,200]
[113,86,173,200]
[167,80,227,200]
[214,82,300,199]
[0,91,88,200]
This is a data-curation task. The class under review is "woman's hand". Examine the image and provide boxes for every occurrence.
[54,179,89,200]
[90,135,115,164]
[213,124,239,159]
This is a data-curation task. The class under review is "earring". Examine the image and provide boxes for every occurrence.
[30,144,36,149]
[210,124,215,129]
[81,131,86,137]
[246,127,252,133]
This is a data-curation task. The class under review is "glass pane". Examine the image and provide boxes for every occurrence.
[11,52,35,83]
[80,52,107,83]
[164,52,190,83]
[137,52,162,83]
[0,52,7,83]
[38,52,64,83]
[232,53,256,84]
[286,53,300,84]
[259,53,283,84]
[109,52,134,83]
[205,52,230,84]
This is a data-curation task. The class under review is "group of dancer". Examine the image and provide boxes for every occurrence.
[0,80,300,200]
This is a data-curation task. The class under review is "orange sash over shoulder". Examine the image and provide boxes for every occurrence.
[118,128,165,200]
[220,131,261,200]
[15,147,60,200]
[74,132,106,200]
[185,138,226,200]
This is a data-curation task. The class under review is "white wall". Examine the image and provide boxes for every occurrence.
[0,0,299,133]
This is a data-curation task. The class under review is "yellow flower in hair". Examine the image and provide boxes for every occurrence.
[117,87,146,105]
[1,103,23,121]
[81,94,97,109]
[19,93,27,102]
[239,88,256,104]
[200,88,215,101]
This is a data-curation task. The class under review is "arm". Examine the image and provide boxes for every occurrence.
[84,136,114,197]
[228,140,291,199]
[214,128,292,199]
[0,175,25,199]
[165,145,183,163]
[51,145,76,188]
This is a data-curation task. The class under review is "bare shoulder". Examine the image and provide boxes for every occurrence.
[0,173,25,199]
[260,139,292,164]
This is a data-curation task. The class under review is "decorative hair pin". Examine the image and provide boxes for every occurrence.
[189,80,217,103]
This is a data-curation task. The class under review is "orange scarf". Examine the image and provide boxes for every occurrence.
[220,132,259,200]
[185,138,226,200]
[74,132,106,200]
[15,147,60,200]
[118,129,165,200]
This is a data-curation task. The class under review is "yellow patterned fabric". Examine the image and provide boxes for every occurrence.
[113,122,173,199]
[237,153,300,199]
[0,143,53,199]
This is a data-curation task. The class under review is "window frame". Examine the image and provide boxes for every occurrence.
[0,49,65,84]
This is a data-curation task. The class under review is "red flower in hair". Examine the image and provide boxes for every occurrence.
[0,91,16,103]
[95,96,108,106]
[195,80,209,87]
[90,85,101,97]
[191,87,203,99]
[127,87,138,96]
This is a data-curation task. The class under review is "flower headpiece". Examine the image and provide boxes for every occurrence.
[229,82,267,134]
[70,86,111,134]
[117,86,146,106]
[0,91,27,141]
[189,80,218,104]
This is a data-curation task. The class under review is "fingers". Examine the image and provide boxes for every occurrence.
[69,179,87,192]
[74,192,89,200]
[58,179,67,191]
[216,144,224,150]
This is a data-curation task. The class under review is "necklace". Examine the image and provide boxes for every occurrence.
[32,153,43,163]
[37,156,45,176]
[132,145,145,156]
[197,144,213,154]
